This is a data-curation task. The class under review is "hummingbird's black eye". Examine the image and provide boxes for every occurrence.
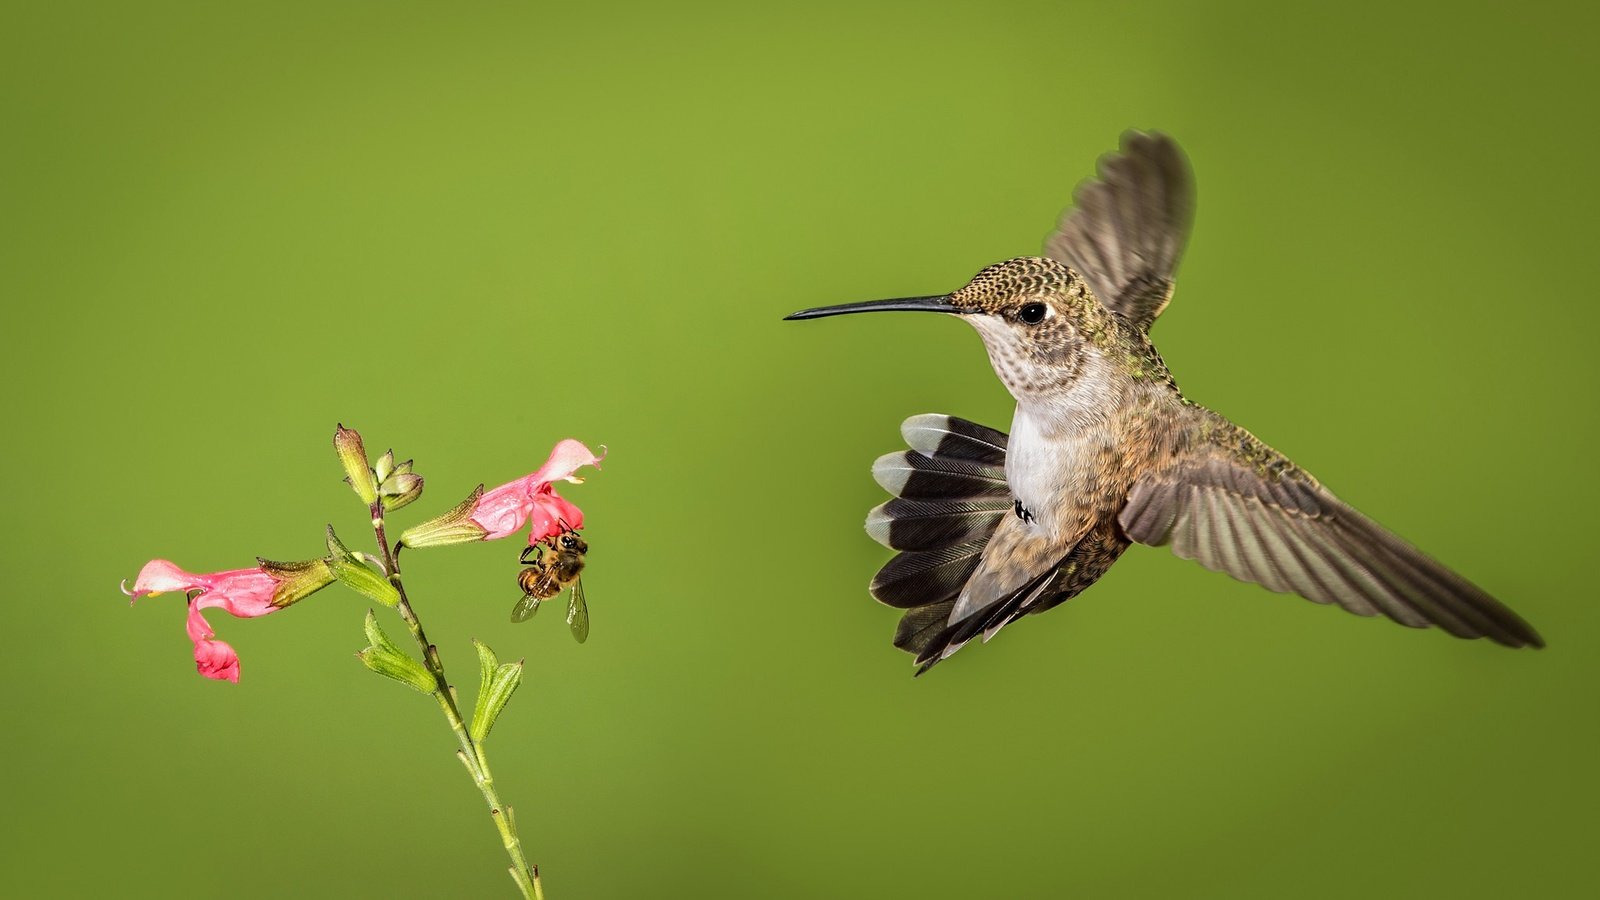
[1018,303,1048,325]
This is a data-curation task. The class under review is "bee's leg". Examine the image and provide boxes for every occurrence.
[519,544,542,565]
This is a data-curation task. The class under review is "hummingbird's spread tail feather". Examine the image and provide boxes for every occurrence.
[898,413,1008,465]
[866,415,1013,659]
[893,597,958,654]
[864,414,1014,550]
[871,448,1009,500]
[865,497,1012,552]
[871,539,990,609]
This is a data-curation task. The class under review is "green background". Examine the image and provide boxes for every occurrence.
[4,1,1596,896]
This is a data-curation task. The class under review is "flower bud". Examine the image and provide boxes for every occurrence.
[374,449,397,484]
[334,424,379,505]
[379,471,424,512]
[398,484,488,549]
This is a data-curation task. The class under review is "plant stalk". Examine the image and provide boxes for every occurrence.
[371,502,543,899]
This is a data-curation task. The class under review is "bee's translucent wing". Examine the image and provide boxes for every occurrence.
[565,579,589,643]
[511,593,542,623]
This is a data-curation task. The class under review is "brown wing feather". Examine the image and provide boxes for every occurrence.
[1044,130,1194,332]
[1118,426,1543,648]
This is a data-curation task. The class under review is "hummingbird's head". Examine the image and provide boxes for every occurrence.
[786,256,1125,403]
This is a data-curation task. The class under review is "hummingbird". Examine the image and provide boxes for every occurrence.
[786,131,1543,674]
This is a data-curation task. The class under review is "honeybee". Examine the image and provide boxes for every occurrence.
[512,528,589,642]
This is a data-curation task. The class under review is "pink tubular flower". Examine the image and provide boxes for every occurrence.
[473,439,606,543]
[400,439,605,549]
[122,558,333,683]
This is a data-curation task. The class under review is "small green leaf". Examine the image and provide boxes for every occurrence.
[469,639,523,743]
[358,611,434,694]
[363,609,402,655]
[326,525,400,607]
[326,524,358,561]
[358,647,437,693]
[471,639,498,739]
[330,556,398,607]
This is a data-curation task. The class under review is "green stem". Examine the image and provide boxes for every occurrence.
[371,502,541,898]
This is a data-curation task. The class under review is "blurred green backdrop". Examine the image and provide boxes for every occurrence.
[4,1,1596,897]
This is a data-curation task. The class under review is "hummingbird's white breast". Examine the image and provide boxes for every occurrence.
[1005,418,1095,540]
[1004,358,1122,540]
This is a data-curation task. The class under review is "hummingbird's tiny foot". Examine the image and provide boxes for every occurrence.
[1013,499,1034,523]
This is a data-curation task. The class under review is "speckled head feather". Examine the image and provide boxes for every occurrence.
[950,256,1083,311]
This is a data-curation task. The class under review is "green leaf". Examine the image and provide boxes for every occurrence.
[363,609,402,655]
[469,639,523,743]
[471,639,498,738]
[326,525,400,607]
[358,611,435,694]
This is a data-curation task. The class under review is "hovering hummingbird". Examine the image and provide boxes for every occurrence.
[786,131,1543,674]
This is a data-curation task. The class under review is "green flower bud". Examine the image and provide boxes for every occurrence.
[379,471,424,512]
[374,449,397,484]
[334,424,379,506]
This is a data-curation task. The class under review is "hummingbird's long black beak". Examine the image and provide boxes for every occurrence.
[783,295,966,320]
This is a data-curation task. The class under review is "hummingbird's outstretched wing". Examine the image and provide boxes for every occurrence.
[1118,418,1543,648]
[1044,131,1194,333]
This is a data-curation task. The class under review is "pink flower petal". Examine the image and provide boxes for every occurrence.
[471,478,539,540]
[194,637,242,683]
[185,601,239,681]
[527,487,584,544]
[124,559,204,600]
[193,570,280,618]
[468,439,604,542]
[529,439,606,485]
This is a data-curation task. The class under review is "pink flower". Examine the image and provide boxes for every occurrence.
[401,439,605,549]
[122,558,333,683]
[472,440,606,543]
